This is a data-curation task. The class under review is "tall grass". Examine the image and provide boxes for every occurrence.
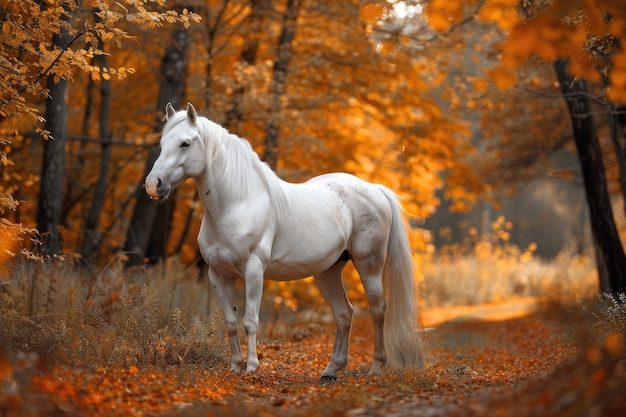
[421,249,597,308]
[0,256,224,368]
[419,218,597,308]
[0,217,605,369]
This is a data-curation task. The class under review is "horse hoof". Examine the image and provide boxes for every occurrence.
[230,364,244,373]
[320,375,338,382]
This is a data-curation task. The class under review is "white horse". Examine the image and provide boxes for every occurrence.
[145,103,425,379]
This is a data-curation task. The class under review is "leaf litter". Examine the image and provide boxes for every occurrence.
[1,298,625,417]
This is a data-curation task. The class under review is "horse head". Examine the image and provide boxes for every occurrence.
[145,102,206,200]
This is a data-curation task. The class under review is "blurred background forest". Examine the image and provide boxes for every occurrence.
[3,4,626,414]
[1,0,626,304]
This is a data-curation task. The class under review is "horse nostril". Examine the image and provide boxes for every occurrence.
[157,178,163,189]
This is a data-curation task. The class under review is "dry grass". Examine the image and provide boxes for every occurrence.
[0,256,225,369]
[421,249,597,308]
[419,216,598,307]
[0,235,608,370]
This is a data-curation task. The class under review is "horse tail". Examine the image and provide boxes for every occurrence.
[379,186,425,369]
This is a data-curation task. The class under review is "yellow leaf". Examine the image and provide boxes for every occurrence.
[477,3,503,22]
[473,78,488,92]
[426,13,452,32]
[501,25,536,68]
[425,0,463,32]
[606,87,626,104]
[611,70,626,89]
[102,73,111,80]
[378,40,395,55]
[608,18,626,37]
[359,3,384,24]
[486,66,517,89]
[535,40,557,61]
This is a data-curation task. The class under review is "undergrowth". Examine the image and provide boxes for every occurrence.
[0,226,611,373]
[420,218,598,307]
[0,256,225,369]
[0,231,623,417]
[421,250,597,307]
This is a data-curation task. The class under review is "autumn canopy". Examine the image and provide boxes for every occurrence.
[0,0,626,290]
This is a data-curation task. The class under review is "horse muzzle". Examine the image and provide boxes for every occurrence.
[145,178,164,200]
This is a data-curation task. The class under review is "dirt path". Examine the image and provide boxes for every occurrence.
[2,299,625,416]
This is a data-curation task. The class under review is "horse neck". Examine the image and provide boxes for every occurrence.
[195,122,274,212]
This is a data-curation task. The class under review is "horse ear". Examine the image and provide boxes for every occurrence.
[186,102,197,125]
[165,102,176,120]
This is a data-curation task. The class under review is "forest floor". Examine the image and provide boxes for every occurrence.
[2,297,625,417]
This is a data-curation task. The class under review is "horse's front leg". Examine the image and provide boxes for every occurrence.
[243,259,265,373]
[209,268,244,372]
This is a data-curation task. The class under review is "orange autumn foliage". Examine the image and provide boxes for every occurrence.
[2,0,490,265]
[426,0,626,102]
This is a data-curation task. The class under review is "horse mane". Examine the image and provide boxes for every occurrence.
[195,116,293,219]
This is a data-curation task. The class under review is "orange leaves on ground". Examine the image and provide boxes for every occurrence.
[0,348,12,382]
[31,365,233,415]
[8,302,626,416]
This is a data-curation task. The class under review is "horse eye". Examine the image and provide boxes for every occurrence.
[180,141,191,148]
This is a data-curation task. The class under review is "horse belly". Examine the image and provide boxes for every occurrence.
[264,196,351,280]
[263,250,340,281]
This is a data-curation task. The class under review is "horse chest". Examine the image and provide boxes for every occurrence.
[197,217,272,277]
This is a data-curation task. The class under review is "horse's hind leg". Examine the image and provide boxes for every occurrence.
[314,261,352,380]
[359,271,387,375]
[351,253,387,375]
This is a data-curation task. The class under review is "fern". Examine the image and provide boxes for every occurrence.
[85,302,108,330]
[118,285,132,309]
[172,307,186,338]
[1,259,226,368]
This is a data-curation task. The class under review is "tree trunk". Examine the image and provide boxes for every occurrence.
[201,0,230,109]
[262,0,302,168]
[81,30,112,259]
[37,29,72,256]
[123,28,189,266]
[224,0,264,131]
[611,104,626,219]
[554,59,626,295]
